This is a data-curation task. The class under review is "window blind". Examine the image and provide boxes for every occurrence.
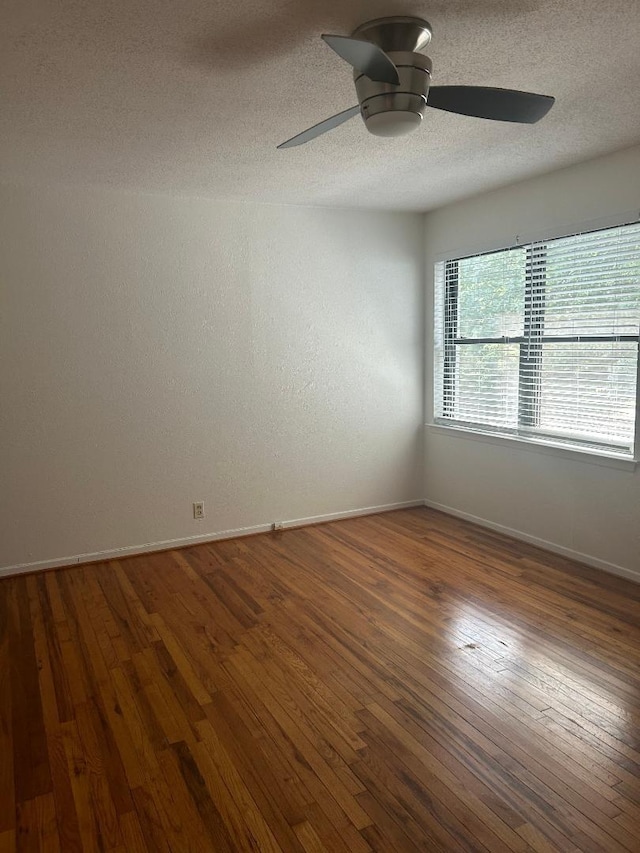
[434,221,640,457]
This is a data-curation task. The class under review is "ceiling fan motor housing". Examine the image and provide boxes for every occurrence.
[355,53,432,137]
[352,16,433,138]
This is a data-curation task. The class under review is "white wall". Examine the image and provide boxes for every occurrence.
[424,144,640,580]
[0,184,424,573]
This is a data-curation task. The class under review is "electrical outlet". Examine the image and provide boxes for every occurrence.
[193,502,205,520]
[272,521,284,531]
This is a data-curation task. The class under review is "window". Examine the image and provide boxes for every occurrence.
[434,222,640,458]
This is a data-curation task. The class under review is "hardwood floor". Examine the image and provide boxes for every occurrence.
[1,507,639,852]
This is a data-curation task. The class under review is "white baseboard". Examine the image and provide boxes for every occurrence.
[423,499,639,585]
[8,498,633,586]
[0,499,424,579]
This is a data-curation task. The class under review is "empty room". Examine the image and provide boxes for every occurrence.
[1,0,640,851]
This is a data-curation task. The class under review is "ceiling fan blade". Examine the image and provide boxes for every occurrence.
[277,106,361,149]
[321,34,400,85]
[427,86,555,123]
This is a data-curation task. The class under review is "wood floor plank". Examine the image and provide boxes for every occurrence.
[8,579,52,803]
[61,720,103,853]
[0,583,15,837]
[0,831,15,853]
[225,644,373,834]
[40,728,82,853]
[147,613,213,706]
[129,788,171,853]
[356,790,424,853]
[15,793,59,853]
[203,688,315,833]
[359,702,529,852]
[33,576,74,724]
[293,818,329,853]
[24,579,83,853]
[115,811,149,853]
[1,507,639,851]
[192,720,284,852]
[167,741,237,853]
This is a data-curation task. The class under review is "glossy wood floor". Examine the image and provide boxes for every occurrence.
[2,507,640,852]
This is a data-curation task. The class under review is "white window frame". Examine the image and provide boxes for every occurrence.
[430,214,640,470]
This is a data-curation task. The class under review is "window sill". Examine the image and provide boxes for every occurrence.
[424,423,638,471]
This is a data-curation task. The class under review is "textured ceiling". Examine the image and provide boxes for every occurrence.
[2,0,639,211]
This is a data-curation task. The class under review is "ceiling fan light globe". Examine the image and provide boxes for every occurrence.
[365,111,423,137]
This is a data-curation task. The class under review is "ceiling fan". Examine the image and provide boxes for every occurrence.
[278,16,555,149]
